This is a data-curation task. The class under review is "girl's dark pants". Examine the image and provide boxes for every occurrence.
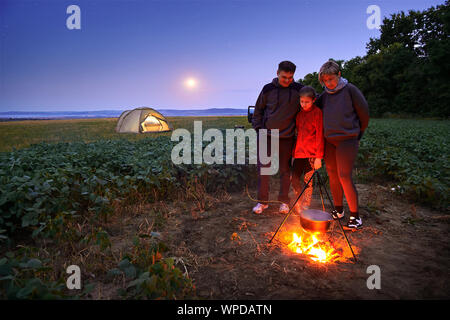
[291,158,315,208]
[324,138,359,213]
[257,134,294,203]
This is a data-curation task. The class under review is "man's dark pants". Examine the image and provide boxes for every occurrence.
[256,133,294,203]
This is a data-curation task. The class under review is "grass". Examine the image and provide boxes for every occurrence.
[0,116,251,153]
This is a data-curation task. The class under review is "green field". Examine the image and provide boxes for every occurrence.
[0,117,251,153]
[1,116,448,210]
[0,116,448,299]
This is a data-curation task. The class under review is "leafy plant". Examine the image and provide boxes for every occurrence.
[0,136,256,242]
[357,119,449,209]
[108,237,195,299]
[0,251,94,299]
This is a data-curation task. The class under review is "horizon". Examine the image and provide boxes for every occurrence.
[0,107,249,113]
[1,0,444,112]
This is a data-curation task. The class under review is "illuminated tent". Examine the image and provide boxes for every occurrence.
[115,107,173,133]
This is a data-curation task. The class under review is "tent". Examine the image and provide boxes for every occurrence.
[115,107,173,133]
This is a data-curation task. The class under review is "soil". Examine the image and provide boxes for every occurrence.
[162,180,450,299]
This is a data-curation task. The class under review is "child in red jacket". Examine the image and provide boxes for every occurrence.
[292,86,324,213]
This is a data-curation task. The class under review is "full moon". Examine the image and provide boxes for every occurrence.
[185,78,197,89]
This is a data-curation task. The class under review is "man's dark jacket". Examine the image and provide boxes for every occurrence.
[252,78,303,139]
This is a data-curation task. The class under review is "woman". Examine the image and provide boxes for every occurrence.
[316,60,369,229]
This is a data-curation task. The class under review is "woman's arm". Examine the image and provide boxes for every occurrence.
[315,108,324,159]
[349,84,369,139]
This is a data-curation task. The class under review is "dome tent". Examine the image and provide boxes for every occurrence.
[115,107,173,133]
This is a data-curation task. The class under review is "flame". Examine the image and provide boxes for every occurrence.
[287,232,338,263]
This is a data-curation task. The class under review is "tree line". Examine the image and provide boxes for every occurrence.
[301,1,449,118]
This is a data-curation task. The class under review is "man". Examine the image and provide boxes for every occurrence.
[251,61,303,214]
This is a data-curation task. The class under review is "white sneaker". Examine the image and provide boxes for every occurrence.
[279,203,290,214]
[253,203,268,214]
[345,216,363,229]
[332,209,345,220]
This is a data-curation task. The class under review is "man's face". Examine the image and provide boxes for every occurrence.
[321,72,341,90]
[277,70,294,87]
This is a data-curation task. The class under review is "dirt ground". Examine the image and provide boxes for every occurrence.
[162,180,450,300]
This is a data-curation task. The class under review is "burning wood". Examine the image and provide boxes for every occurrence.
[286,231,343,263]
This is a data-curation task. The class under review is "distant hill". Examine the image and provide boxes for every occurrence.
[160,108,247,116]
[0,108,248,120]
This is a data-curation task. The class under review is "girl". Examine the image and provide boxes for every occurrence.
[292,86,324,213]
[316,60,369,229]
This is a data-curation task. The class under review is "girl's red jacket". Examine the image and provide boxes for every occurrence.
[293,105,324,159]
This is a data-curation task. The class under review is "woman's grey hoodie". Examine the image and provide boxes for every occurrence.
[316,79,369,141]
[252,78,303,139]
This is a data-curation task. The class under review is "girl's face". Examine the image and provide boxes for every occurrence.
[322,72,341,90]
[300,96,315,111]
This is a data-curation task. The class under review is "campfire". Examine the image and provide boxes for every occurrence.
[267,171,359,263]
[284,229,346,263]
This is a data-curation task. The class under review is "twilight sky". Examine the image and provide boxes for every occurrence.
[0,0,444,111]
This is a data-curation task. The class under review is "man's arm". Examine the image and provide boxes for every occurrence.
[252,89,266,130]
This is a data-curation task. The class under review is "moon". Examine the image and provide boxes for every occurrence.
[185,77,197,89]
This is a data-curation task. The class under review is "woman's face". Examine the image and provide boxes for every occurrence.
[322,72,341,90]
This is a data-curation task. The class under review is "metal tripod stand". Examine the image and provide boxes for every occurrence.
[268,170,357,263]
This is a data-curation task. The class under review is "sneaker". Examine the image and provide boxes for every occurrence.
[279,203,290,214]
[331,209,345,220]
[253,203,268,214]
[345,216,363,229]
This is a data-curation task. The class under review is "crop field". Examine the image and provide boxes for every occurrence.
[0,117,249,152]
[0,117,449,299]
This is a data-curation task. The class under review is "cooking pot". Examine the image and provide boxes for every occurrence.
[299,209,333,233]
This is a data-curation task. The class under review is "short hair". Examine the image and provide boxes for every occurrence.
[299,86,317,99]
[318,60,340,83]
[278,61,296,73]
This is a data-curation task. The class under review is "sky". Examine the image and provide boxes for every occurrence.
[0,0,445,111]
